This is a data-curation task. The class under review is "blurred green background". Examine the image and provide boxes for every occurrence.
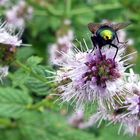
[0,0,140,140]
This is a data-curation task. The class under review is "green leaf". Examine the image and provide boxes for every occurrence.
[0,88,32,118]
[26,56,43,68]
[16,47,35,61]
[18,111,48,140]
[10,69,30,87]
[26,77,50,96]
[18,110,97,140]
[26,65,53,96]
[0,129,21,140]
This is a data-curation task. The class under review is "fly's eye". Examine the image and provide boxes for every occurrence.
[100,30,113,40]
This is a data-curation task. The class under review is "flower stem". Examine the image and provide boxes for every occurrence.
[65,0,72,17]
[28,0,63,16]
[28,98,48,110]
[71,3,121,16]
[71,8,91,16]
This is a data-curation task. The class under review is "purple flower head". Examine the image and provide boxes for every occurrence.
[107,69,140,136]
[83,53,120,89]
[0,22,22,47]
[49,29,74,65]
[6,0,33,29]
[54,39,133,108]
[0,21,22,80]
[123,69,140,115]
[0,0,8,5]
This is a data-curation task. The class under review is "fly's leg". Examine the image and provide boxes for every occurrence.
[115,32,127,44]
[91,36,103,59]
[109,43,119,60]
[98,47,103,60]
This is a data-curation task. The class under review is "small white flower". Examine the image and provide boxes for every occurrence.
[123,69,140,135]
[0,22,22,47]
[0,21,22,80]
[125,95,140,115]
[109,69,140,135]
[123,117,140,136]
[49,29,74,65]
[115,115,140,136]
[68,109,84,128]
[64,19,71,25]
[125,69,140,93]
[0,0,8,5]
[79,107,110,129]
[0,66,8,79]
[5,0,33,28]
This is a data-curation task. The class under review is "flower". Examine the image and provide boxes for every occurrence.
[111,113,140,136]
[123,118,140,136]
[0,21,22,79]
[0,66,9,81]
[102,69,140,136]
[68,109,84,128]
[117,69,140,135]
[49,24,74,65]
[55,40,133,109]
[50,21,139,136]
[0,0,8,6]
[79,107,110,129]
[5,0,33,28]
[125,95,140,115]
[0,23,22,46]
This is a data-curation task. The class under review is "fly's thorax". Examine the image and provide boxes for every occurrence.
[96,26,115,42]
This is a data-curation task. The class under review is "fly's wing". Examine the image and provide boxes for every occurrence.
[112,22,131,31]
[88,23,101,34]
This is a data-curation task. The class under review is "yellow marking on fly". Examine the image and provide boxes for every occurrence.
[100,30,113,40]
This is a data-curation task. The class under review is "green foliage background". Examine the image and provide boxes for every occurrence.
[0,0,140,140]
